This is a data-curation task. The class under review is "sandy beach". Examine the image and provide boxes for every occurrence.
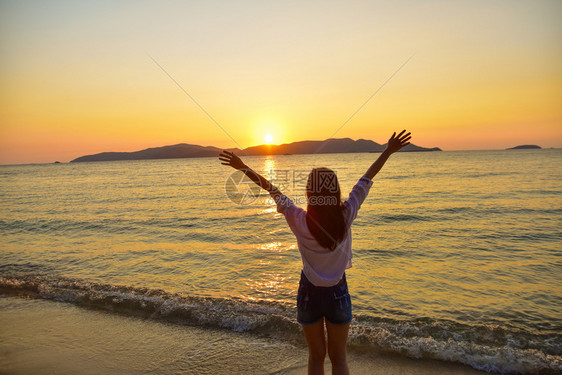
[0,296,485,374]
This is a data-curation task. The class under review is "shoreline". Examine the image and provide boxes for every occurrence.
[0,295,486,374]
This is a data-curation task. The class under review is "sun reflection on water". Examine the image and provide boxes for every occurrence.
[259,206,277,214]
[245,272,292,303]
[255,241,284,252]
[263,155,276,173]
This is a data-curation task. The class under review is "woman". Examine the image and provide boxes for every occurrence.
[219,130,411,375]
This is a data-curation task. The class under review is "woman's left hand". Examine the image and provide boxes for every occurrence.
[386,130,411,154]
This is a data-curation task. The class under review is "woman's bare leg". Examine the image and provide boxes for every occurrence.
[326,320,350,375]
[302,318,326,375]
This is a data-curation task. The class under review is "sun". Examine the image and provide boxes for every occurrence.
[264,133,273,144]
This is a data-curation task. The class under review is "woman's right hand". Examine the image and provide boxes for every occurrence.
[386,130,411,154]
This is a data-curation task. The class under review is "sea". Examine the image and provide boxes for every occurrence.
[0,149,561,374]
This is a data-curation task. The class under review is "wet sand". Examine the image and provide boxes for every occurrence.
[0,296,485,374]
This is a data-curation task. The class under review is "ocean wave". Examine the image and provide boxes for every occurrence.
[350,316,561,374]
[0,273,560,374]
[0,217,229,243]
[0,217,204,234]
[379,214,430,223]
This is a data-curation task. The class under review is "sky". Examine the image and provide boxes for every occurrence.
[1,0,561,164]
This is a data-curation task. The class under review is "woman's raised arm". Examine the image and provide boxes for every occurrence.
[218,151,282,199]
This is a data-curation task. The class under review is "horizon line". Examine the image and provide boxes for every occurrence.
[1,147,556,167]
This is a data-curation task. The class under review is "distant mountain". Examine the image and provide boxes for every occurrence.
[71,144,240,162]
[243,138,440,155]
[70,138,441,162]
[506,145,541,150]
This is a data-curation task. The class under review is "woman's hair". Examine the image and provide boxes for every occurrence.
[305,168,347,251]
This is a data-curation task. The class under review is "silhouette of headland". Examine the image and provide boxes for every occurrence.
[506,145,542,150]
[71,138,441,162]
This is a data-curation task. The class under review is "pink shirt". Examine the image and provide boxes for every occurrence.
[272,177,374,287]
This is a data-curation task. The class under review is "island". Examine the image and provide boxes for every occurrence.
[71,138,441,163]
[506,145,542,150]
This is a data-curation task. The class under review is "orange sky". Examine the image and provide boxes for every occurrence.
[1,1,561,164]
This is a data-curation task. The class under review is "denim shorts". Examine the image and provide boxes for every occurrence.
[297,271,352,326]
